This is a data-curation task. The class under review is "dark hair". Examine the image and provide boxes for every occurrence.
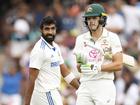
[40,16,56,29]
[85,16,107,27]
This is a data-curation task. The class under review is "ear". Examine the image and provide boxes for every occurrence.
[99,16,107,27]
[84,17,88,26]
[39,29,43,33]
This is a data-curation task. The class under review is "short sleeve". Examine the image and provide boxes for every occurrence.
[73,37,83,55]
[58,48,64,65]
[29,47,44,70]
[54,43,64,65]
[110,33,123,55]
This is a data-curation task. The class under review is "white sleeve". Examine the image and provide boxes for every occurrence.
[29,46,44,70]
[56,44,64,65]
[110,34,123,55]
[58,49,64,65]
[73,37,83,55]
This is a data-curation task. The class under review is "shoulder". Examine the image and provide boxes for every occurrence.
[33,39,42,48]
[76,31,90,40]
[53,42,61,52]
[53,42,60,48]
[106,29,120,39]
[31,39,44,53]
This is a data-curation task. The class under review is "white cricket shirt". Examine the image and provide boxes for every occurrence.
[73,28,122,82]
[29,37,64,92]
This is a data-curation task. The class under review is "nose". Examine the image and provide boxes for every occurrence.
[47,28,54,34]
[48,29,53,33]
[88,19,96,25]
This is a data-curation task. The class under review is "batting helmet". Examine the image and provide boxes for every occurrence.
[84,3,107,27]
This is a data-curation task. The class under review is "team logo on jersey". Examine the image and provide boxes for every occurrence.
[101,39,112,53]
[88,48,103,62]
[89,49,100,59]
[51,55,54,58]
[83,42,103,62]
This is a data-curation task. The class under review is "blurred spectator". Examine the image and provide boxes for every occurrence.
[125,31,140,58]
[115,0,140,40]
[115,67,139,105]
[75,0,89,34]
[105,0,127,47]
[105,0,125,34]
[61,2,80,31]
[0,59,23,105]
[0,0,140,105]
[10,17,31,59]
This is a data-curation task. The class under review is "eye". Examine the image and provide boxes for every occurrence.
[45,27,50,30]
[51,27,56,30]
[44,27,56,30]
[87,17,98,20]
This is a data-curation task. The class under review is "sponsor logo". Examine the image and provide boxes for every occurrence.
[51,61,59,67]
[86,6,92,12]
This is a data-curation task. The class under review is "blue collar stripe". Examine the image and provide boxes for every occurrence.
[41,37,56,51]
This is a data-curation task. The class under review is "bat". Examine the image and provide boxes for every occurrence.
[123,53,136,67]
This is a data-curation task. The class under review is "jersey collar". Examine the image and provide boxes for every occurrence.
[84,28,109,40]
[41,37,56,50]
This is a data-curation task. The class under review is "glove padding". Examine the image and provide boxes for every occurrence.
[80,63,101,74]
[104,52,112,60]
[75,44,104,74]
[75,53,87,64]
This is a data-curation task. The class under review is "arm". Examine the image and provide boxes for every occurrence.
[24,68,39,105]
[76,63,81,73]
[60,64,79,89]
[101,52,123,72]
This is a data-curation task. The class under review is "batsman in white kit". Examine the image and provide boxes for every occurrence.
[24,16,79,105]
[73,3,123,105]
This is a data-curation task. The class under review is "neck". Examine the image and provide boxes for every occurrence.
[49,42,53,46]
[91,26,103,40]
[42,36,53,46]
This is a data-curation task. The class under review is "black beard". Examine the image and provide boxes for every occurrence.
[42,34,55,44]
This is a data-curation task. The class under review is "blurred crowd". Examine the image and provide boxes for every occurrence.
[0,0,140,105]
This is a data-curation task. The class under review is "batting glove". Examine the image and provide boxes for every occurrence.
[91,63,102,74]
[104,52,112,60]
[75,53,87,64]
[80,63,101,74]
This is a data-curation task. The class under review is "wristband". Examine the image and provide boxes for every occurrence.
[64,72,75,84]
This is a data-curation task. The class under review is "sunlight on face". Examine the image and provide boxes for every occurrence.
[41,24,56,36]
[87,16,100,31]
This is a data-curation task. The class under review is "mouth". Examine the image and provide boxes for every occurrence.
[89,24,97,28]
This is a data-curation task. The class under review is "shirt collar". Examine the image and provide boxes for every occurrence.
[41,37,55,49]
[84,28,109,40]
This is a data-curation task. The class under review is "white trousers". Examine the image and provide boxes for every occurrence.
[0,93,22,105]
[76,79,116,105]
[30,89,63,105]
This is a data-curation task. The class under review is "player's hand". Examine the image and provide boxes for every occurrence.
[75,53,87,64]
[104,52,112,60]
[80,64,92,73]
[80,63,101,74]
[91,63,101,73]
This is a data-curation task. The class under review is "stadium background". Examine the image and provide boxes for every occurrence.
[0,0,140,105]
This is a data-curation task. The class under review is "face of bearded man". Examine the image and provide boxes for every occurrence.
[42,33,55,43]
[41,24,56,44]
